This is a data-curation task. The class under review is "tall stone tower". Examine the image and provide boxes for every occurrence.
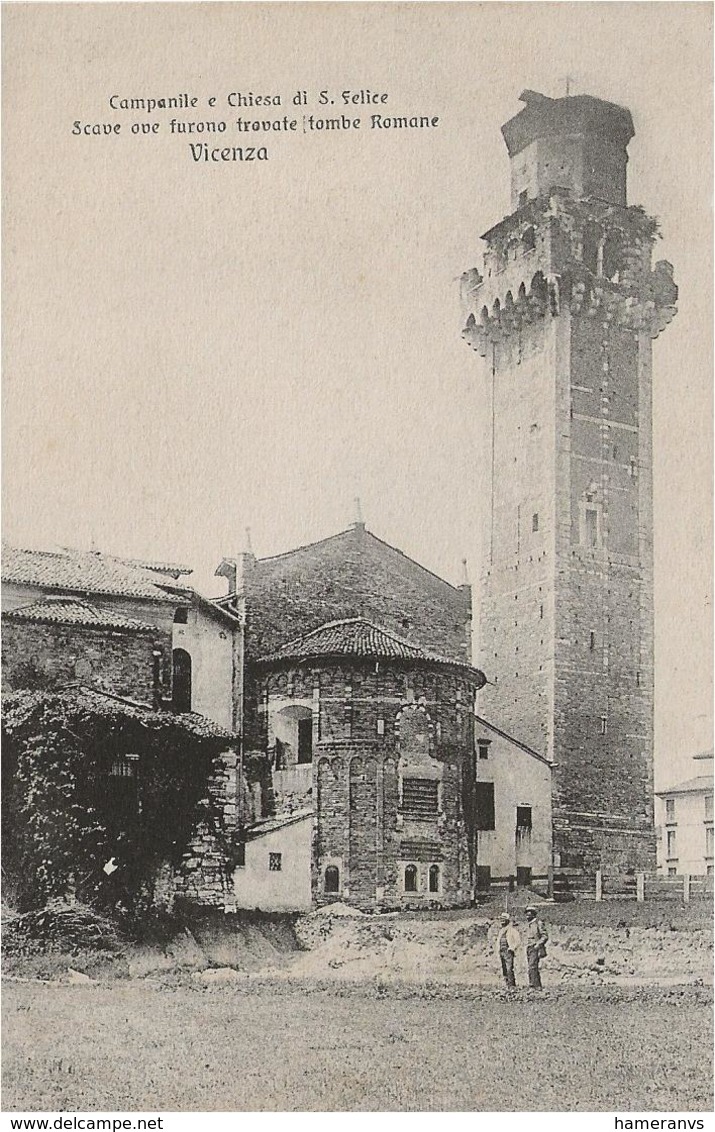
[462,91,678,871]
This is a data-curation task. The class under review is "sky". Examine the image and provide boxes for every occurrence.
[3,2,712,788]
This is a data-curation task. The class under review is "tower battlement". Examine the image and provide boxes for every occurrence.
[461,192,677,357]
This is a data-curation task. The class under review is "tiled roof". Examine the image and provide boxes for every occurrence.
[2,685,236,742]
[3,596,157,632]
[246,808,314,839]
[2,545,186,602]
[656,775,713,797]
[108,555,193,578]
[256,617,485,681]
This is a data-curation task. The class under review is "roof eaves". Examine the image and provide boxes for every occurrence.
[474,714,552,767]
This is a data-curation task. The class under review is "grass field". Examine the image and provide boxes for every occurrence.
[3,979,712,1112]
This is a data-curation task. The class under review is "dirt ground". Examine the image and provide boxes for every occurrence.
[2,899,713,1111]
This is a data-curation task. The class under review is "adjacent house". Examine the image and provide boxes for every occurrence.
[1,544,243,732]
[655,752,714,876]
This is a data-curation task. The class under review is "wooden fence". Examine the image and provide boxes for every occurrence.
[545,866,714,903]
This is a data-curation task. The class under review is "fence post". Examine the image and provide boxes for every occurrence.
[595,870,602,902]
[547,865,554,899]
[636,872,645,902]
[683,873,691,903]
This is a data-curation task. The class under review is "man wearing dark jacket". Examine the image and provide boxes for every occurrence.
[525,905,549,989]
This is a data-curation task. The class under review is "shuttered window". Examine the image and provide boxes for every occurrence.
[402,778,439,817]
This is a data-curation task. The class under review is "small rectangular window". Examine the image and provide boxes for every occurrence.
[706,827,714,857]
[269,852,282,872]
[477,740,491,761]
[668,867,677,877]
[110,757,137,778]
[600,715,607,736]
[705,795,713,821]
[235,842,246,868]
[665,798,676,821]
[590,631,596,651]
[666,830,676,858]
[376,717,385,736]
[516,805,532,832]
[532,512,539,532]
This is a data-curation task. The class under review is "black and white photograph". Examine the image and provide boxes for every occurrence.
[1,1,712,1118]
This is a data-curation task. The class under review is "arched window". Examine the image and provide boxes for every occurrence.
[172,648,192,713]
[404,864,418,893]
[428,865,440,893]
[325,866,340,894]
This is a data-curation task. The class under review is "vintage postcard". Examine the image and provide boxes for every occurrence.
[2,1,712,1118]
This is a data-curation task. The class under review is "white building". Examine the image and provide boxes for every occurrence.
[655,752,714,876]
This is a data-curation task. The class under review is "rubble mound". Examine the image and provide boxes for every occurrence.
[3,901,123,957]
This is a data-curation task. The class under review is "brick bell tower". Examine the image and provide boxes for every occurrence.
[461,90,677,872]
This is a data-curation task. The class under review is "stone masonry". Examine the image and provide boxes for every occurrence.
[462,91,677,872]
[251,628,485,910]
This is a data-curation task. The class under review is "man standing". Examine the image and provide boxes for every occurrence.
[525,905,549,990]
[496,911,520,988]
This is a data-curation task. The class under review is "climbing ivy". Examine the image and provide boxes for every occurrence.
[2,689,235,912]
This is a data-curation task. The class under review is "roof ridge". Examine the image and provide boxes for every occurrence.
[255,527,464,592]
[257,526,357,564]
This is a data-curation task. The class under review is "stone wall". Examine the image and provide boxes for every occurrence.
[252,657,480,910]
[175,748,241,908]
[1,619,167,704]
[243,524,471,663]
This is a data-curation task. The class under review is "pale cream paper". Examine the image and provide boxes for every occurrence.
[2,0,713,1114]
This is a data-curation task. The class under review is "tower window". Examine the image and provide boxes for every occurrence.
[428,864,440,893]
[325,865,340,894]
[582,506,601,549]
[590,631,596,651]
[600,715,607,736]
[404,864,418,893]
[532,512,539,533]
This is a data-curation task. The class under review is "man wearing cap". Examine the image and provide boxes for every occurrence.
[495,911,521,988]
[525,905,549,990]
